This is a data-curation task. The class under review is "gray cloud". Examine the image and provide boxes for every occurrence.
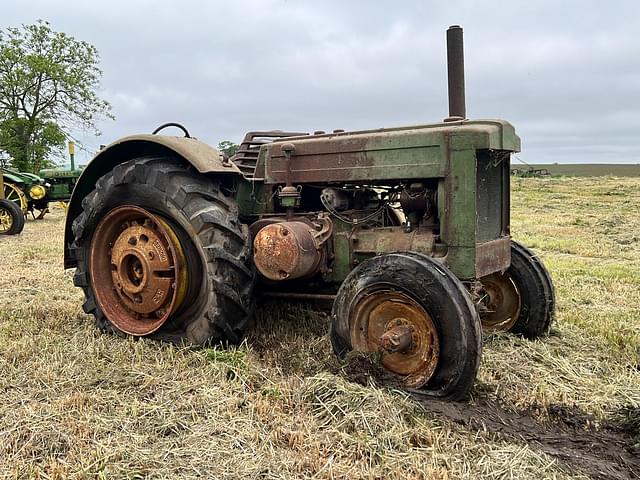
[4,0,640,165]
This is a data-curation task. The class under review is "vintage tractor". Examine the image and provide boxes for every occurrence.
[63,26,555,400]
[39,167,83,205]
[0,166,81,220]
[0,172,25,235]
[1,169,50,218]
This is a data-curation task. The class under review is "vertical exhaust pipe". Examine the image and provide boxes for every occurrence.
[444,25,466,122]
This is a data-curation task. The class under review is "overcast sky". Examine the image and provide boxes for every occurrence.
[4,1,640,165]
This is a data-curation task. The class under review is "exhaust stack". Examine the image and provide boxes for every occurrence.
[445,25,466,122]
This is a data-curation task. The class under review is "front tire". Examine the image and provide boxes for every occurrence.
[70,157,255,345]
[330,252,482,401]
[0,198,25,235]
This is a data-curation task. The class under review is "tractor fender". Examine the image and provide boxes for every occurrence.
[63,134,242,268]
[2,170,28,187]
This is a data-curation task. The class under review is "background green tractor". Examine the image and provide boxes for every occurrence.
[62,26,555,401]
[38,166,84,206]
[0,165,82,220]
[1,168,49,218]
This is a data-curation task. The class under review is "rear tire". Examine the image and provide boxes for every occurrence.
[331,252,482,401]
[479,241,555,338]
[70,156,255,345]
[0,198,25,235]
[508,241,555,338]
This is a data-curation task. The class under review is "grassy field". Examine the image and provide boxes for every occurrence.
[525,164,640,177]
[0,177,639,479]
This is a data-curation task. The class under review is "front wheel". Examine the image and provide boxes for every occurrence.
[2,182,28,214]
[70,157,255,345]
[479,241,555,338]
[0,198,25,235]
[330,253,482,401]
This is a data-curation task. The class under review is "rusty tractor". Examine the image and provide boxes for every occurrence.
[63,26,555,400]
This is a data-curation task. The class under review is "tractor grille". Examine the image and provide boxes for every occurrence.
[476,149,510,242]
[230,130,307,180]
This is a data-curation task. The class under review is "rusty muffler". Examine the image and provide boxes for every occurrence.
[253,222,322,281]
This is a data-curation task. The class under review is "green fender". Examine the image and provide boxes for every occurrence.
[63,134,242,268]
[2,170,29,187]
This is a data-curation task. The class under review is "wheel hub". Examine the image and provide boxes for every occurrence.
[89,206,188,336]
[0,206,13,233]
[479,273,521,331]
[351,291,440,389]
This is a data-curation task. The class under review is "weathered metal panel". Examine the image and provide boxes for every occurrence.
[106,135,241,174]
[476,150,507,242]
[322,227,437,284]
[261,120,519,185]
[352,227,435,256]
[475,237,511,278]
[266,134,442,183]
[442,246,476,279]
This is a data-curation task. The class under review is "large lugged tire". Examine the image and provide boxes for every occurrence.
[479,241,555,338]
[70,156,255,345]
[330,252,482,401]
[0,198,25,235]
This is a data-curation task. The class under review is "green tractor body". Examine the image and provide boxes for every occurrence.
[1,164,81,222]
[62,26,555,400]
[1,169,48,216]
[38,167,84,202]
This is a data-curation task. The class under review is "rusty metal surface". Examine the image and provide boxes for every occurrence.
[350,290,440,389]
[478,272,521,331]
[380,324,415,353]
[351,227,436,256]
[264,134,441,184]
[89,205,186,336]
[260,120,519,186]
[475,236,511,278]
[102,135,242,174]
[253,221,322,281]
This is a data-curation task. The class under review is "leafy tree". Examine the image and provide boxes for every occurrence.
[0,21,113,172]
[217,140,240,158]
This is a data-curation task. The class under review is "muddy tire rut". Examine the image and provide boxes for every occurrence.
[341,353,640,480]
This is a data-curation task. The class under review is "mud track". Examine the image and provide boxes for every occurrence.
[341,354,640,480]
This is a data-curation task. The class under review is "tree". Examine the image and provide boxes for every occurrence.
[217,140,240,158]
[0,21,113,172]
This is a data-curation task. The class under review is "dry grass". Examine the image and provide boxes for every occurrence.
[0,178,639,479]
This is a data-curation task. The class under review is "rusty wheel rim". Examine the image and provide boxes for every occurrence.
[89,205,188,336]
[350,290,440,389]
[479,273,521,331]
[0,206,13,233]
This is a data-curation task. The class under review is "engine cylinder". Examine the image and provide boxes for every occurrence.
[253,221,322,281]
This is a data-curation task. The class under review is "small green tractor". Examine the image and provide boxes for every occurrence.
[1,166,82,223]
[64,26,555,400]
